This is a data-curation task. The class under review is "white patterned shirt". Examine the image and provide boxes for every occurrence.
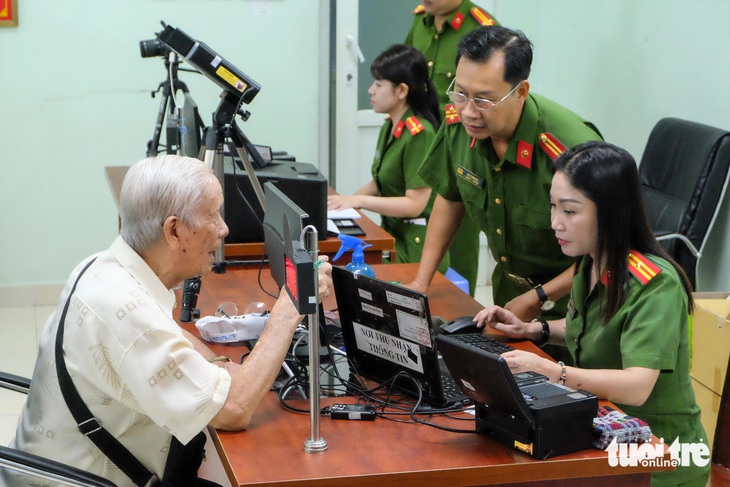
[6,236,230,486]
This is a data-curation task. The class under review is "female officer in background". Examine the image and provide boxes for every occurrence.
[327,44,449,272]
[476,141,709,487]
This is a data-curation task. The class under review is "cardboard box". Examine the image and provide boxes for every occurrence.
[691,377,721,450]
[690,292,730,395]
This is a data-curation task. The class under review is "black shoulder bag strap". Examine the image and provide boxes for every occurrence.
[54,257,157,487]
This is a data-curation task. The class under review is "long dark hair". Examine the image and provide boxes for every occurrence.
[554,141,694,322]
[370,44,441,129]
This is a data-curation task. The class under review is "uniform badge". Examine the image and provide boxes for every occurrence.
[470,7,497,26]
[516,140,533,169]
[538,132,567,162]
[393,120,405,139]
[405,116,425,136]
[601,250,662,286]
[445,104,460,125]
[627,250,662,285]
[451,12,464,31]
[456,165,484,188]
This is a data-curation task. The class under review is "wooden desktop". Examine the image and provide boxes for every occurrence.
[179,264,668,487]
[223,208,394,265]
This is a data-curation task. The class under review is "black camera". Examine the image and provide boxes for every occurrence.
[139,38,168,58]
[179,277,202,322]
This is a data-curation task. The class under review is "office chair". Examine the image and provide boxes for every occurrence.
[639,117,730,289]
[0,371,117,487]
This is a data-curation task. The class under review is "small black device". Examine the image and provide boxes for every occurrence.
[179,277,201,322]
[330,404,376,421]
[440,316,480,334]
[262,182,316,315]
[331,218,365,236]
[436,333,598,459]
[224,161,328,243]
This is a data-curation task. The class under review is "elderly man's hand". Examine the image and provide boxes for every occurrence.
[316,256,333,302]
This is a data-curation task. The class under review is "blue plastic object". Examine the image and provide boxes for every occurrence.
[444,267,469,295]
[333,234,375,277]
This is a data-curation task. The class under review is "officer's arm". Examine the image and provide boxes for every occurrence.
[409,194,464,292]
[504,265,575,321]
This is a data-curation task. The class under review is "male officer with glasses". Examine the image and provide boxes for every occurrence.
[409,26,602,338]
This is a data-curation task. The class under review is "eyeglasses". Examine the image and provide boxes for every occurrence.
[215,301,268,319]
[445,78,521,111]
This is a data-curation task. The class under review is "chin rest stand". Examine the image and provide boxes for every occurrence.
[202,91,268,275]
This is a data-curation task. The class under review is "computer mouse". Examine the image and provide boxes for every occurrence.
[440,316,480,334]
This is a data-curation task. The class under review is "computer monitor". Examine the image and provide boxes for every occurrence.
[262,182,316,314]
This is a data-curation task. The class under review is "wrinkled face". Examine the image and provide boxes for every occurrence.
[452,53,526,141]
[368,79,400,115]
[421,0,462,16]
[550,172,598,259]
[175,177,228,280]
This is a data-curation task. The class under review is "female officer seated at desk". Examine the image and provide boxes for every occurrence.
[327,44,449,272]
[475,141,709,487]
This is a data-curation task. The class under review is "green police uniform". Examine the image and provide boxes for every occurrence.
[404,1,499,108]
[405,1,499,295]
[373,108,450,273]
[418,93,602,319]
[567,253,709,487]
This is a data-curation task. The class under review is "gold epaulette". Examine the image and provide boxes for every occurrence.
[538,132,567,162]
[627,250,662,285]
[405,116,425,136]
[413,4,425,15]
[445,104,460,125]
[470,7,497,26]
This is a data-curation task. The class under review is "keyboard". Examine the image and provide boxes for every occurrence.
[447,333,514,355]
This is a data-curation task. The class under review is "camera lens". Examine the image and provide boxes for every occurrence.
[139,39,165,58]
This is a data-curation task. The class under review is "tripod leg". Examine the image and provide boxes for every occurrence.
[147,88,170,157]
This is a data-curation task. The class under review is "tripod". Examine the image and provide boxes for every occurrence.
[146,52,203,158]
[203,91,268,273]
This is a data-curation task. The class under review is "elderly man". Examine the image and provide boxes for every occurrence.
[6,155,332,486]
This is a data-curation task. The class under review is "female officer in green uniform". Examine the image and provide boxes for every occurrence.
[476,141,709,486]
[328,44,449,272]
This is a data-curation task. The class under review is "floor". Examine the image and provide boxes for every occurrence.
[0,286,493,446]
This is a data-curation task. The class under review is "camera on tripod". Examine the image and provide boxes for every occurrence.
[139,37,169,58]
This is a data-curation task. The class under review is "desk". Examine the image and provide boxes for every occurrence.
[181,264,667,487]
[224,210,394,265]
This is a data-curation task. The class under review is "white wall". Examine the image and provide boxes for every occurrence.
[0,0,321,286]
[2,0,730,293]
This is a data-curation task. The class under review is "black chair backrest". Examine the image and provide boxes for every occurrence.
[639,117,730,286]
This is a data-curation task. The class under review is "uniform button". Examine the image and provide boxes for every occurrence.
[495,198,502,205]
[434,34,439,40]
[415,237,421,244]
[521,149,529,158]
[500,256,508,263]
[496,228,503,235]
[428,61,434,67]
[446,72,453,78]
[494,167,501,172]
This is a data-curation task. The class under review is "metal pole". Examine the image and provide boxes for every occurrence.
[303,227,328,453]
